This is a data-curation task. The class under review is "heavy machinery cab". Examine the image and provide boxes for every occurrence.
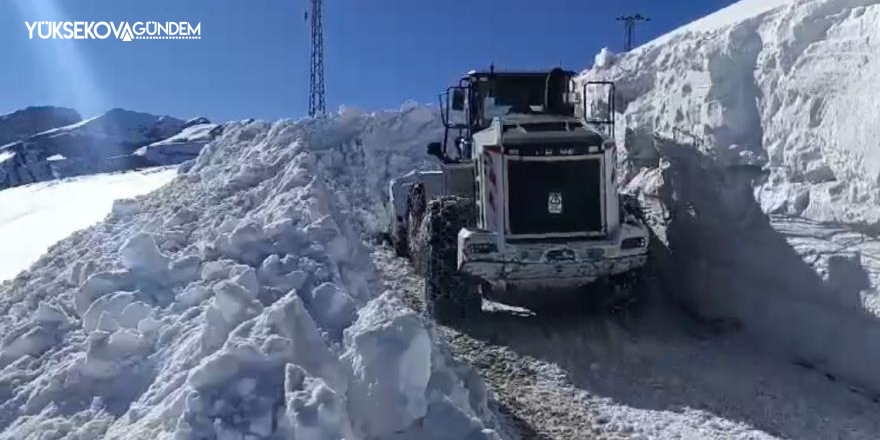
[429,68,594,163]
[424,68,621,239]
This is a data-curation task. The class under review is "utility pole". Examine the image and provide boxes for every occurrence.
[616,14,650,51]
[307,0,325,116]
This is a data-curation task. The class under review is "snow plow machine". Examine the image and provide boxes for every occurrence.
[389,67,650,324]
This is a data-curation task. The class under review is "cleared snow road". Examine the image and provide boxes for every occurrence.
[372,245,880,440]
[0,167,175,282]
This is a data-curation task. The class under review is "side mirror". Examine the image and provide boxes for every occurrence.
[426,142,443,159]
[451,89,465,111]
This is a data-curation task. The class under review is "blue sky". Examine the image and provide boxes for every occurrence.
[1,0,737,122]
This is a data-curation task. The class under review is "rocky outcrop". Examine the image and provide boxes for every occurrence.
[0,106,81,146]
[0,109,186,189]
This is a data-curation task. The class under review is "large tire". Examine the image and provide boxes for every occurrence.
[405,183,427,271]
[596,269,645,315]
[620,193,645,223]
[391,222,409,257]
[419,196,481,324]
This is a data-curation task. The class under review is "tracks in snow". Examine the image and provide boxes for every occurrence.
[371,246,611,440]
[371,244,880,440]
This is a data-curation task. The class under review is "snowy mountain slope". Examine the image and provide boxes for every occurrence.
[581,0,880,224]
[0,107,502,440]
[0,106,82,146]
[0,109,186,190]
[0,168,176,283]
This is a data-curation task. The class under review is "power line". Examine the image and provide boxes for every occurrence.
[307,0,325,116]
[616,14,650,51]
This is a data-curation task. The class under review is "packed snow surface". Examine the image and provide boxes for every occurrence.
[0,106,500,440]
[583,0,880,224]
[0,168,176,282]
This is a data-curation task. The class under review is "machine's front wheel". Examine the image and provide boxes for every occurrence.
[420,196,481,324]
[596,269,646,314]
[391,222,409,257]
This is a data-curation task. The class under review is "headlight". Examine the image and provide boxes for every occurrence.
[466,243,497,254]
[621,237,647,250]
[585,248,605,260]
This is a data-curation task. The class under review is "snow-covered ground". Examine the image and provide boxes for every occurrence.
[0,168,176,282]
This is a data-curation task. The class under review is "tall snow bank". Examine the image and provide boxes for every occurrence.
[628,133,880,394]
[0,108,499,439]
[581,0,880,224]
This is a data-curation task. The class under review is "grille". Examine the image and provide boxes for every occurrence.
[506,158,603,236]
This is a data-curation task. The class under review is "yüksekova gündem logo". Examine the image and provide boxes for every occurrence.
[25,21,201,41]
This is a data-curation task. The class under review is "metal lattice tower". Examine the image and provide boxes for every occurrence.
[616,14,650,51]
[308,0,325,116]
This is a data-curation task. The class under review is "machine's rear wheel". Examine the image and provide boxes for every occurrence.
[420,196,481,324]
[405,183,427,269]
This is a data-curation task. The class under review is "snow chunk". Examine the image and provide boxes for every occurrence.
[343,292,432,438]
[76,270,133,315]
[34,302,70,326]
[593,47,618,69]
[169,255,202,285]
[202,280,263,351]
[230,264,260,297]
[306,282,356,339]
[0,324,61,366]
[120,233,170,275]
[212,280,261,322]
[201,259,237,282]
[278,364,354,440]
[258,254,307,293]
[217,221,273,265]
[111,198,142,219]
[82,292,136,332]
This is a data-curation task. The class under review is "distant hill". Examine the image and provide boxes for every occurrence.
[0,108,220,190]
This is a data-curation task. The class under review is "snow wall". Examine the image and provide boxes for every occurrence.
[628,139,880,395]
[582,0,880,394]
[0,105,503,440]
[584,0,880,224]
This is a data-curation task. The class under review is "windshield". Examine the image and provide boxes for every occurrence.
[472,75,573,124]
[481,76,547,109]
